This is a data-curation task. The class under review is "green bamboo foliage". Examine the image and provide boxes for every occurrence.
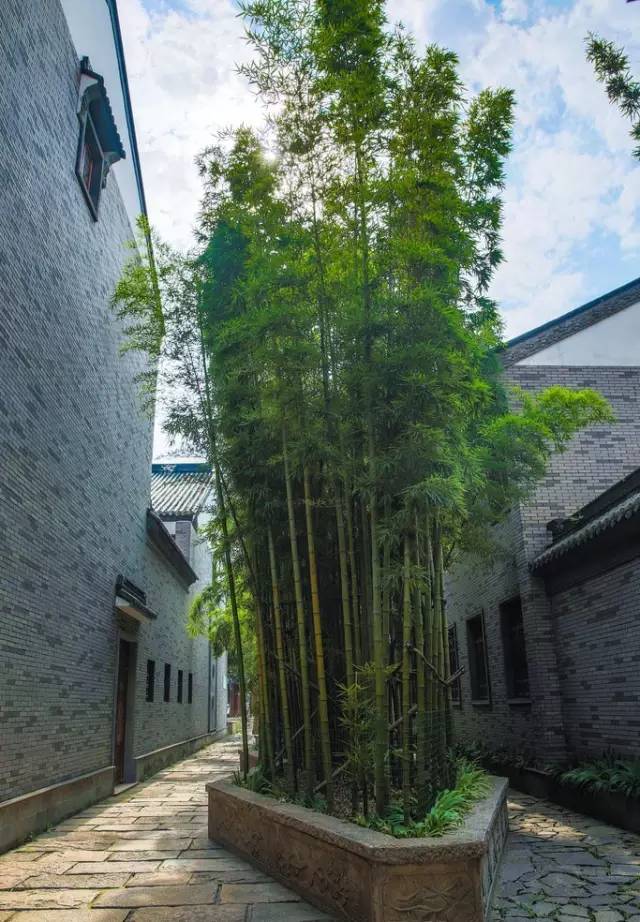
[113,0,614,827]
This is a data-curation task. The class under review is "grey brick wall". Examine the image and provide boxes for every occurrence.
[553,558,640,759]
[446,363,640,761]
[445,514,534,754]
[0,0,211,802]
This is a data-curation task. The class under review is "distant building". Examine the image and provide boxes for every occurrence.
[446,278,640,764]
[151,462,228,737]
[0,1,220,852]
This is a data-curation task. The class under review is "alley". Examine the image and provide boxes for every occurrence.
[0,737,332,921]
[3,737,640,920]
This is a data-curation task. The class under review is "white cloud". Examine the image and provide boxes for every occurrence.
[118,0,262,250]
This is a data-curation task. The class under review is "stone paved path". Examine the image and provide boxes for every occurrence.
[0,736,332,921]
[491,791,640,921]
[3,742,640,921]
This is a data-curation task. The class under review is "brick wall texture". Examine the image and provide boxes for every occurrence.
[446,362,640,762]
[0,0,213,802]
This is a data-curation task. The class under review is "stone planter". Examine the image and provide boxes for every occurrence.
[207,776,508,922]
[493,762,640,835]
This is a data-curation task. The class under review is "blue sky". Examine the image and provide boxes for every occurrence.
[119,0,640,340]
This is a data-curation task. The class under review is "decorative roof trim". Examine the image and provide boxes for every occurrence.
[115,574,157,622]
[531,468,640,573]
[79,58,126,165]
[146,508,197,586]
[502,276,640,367]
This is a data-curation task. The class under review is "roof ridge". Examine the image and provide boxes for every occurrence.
[503,276,640,367]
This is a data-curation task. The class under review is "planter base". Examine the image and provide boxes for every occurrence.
[207,776,508,922]
[493,763,640,836]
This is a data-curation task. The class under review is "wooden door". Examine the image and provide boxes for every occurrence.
[115,639,130,783]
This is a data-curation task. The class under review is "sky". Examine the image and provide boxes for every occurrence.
[115,0,640,455]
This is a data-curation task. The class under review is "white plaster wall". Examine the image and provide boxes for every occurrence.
[517,300,640,366]
[59,0,142,229]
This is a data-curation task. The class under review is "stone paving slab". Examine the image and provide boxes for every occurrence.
[127,908,247,921]
[5,912,128,922]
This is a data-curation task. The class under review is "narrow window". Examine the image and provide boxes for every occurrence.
[177,669,184,704]
[466,613,490,704]
[164,663,171,702]
[76,113,104,219]
[448,625,461,706]
[145,659,155,702]
[500,597,530,700]
[188,672,193,704]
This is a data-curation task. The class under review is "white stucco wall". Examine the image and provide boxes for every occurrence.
[517,300,640,366]
[59,0,142,230]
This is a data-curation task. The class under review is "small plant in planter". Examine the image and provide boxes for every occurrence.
[357,760,491,838]
[560,753,640,798]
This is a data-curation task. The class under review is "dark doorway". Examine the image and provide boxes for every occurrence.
[115,639,131,783]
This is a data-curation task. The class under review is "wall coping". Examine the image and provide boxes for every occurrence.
[0,765,113,811]
[135,729,225,764]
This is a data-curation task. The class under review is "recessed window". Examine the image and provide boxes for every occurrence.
[164,663,171,702]
[76,113,104,218]
[75,58,125,221]
[500,596,530,701]
[188,672,193,705]
[146,659,155,702]
[177,669,184,704]
[466,613,491,704]
[448,625,461,707]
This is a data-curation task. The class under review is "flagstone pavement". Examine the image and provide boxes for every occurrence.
[2,738,640,921]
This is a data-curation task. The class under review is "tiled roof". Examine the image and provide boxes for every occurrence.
[502,276,640,367]
[531,468,640,572]
[151,467,214,518]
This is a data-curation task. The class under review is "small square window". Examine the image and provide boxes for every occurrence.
[164,663,171,703]
[177,669,184,704]
[448,625,461,707]
[188,673,193,705]
[501,597,530,701]
[466,613,491,704]
[146,659,155,703]
[76,113,104,219]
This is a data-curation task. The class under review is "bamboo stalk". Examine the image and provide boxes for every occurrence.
[413,517,428,812]
[345,485,362,666]
[402,533,412,823]
[282,424,314,790]
[255,600,275,779]
[303,464,333,808]
[212,454,249,778]
[335,484,355,687]
[268,527,296,793]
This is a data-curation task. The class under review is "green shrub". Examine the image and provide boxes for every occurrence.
[357,759,490,838]
[560,754,640,799]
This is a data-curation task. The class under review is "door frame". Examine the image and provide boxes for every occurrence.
[112,631,138,785]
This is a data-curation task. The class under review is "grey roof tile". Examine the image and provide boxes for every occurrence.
[151,471,214,518]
